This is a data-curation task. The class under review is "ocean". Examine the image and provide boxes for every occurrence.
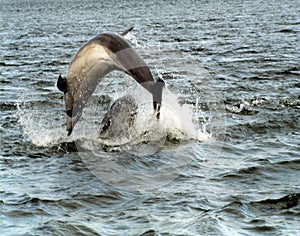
[1,0,299,235]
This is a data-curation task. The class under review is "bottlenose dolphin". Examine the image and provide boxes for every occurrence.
[57,28,165,135]
[99,95,138,139]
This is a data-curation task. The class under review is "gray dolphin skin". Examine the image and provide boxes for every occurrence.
[99,95,138,139]
[57,28,164,135]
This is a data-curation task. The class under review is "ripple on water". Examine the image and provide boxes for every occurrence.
[1,0,300,235]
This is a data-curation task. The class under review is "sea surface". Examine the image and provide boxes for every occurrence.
[1,0,300,235]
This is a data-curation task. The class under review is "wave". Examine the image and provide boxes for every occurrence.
[250,193,300,211]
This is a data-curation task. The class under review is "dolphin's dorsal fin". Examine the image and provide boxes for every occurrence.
[120,27,134,36]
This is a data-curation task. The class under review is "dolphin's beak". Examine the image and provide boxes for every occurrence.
[67,118,73,136]
[152,79,165,119]
[153,101,161,119]
[66,112,82,136]
[65,100,85,136]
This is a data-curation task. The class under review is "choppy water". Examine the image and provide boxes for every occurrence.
[1,0,300,235]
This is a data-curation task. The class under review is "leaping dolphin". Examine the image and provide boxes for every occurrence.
[57,28,165,135]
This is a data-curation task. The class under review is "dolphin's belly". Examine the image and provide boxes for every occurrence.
[66,44,114,94]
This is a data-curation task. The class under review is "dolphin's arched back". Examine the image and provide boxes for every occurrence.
[57,29,164,135]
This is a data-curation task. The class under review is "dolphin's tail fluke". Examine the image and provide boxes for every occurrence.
[120,27,134,36]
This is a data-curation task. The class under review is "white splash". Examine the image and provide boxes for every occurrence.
[123,32,141,47]
[16,100,71,147]
[16,84,213,148]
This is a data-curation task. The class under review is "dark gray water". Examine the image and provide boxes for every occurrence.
[1,0,300,235]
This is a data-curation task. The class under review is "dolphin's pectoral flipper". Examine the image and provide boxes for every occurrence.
[57,74,67,93]
[66,108,73,117]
